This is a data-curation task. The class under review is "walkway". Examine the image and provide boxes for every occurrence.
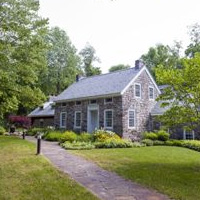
[26,136,170,200]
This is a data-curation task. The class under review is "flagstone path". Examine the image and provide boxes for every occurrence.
[26,136,170,200]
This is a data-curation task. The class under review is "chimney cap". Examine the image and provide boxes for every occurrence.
[135,60,144,70]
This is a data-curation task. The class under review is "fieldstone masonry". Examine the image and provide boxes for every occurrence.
[122,70,159,140]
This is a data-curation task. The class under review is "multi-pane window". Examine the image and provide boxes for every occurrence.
[149,87,154,99]
[105,97,113,104]
[75,111,81,128]
[76,101,81,105]
[183,129,195,140]
[60,112,66,128]
[104,110,113,128]
[61,102,66,107]
[128,110,135,128]
[135,84,141,98]
[90,99,97,104]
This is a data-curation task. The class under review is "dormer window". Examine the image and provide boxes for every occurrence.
[90,99,97,104]
[61,102,66,107]
[105,97,113,104]
[135,83,141,98]
[76,101,81,105]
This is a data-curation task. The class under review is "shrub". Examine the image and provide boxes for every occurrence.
[156,130,170,141]
[44,131,62,141]
[59,131,77,143]
[61,141,95,150]
[170,140,184,147]
[94,138,133,148]
[165,140,174,146]
[153,140,165,145]
[0,126,6,135]
[143,132,158,140]
[141,139,154,146]
[27,128,45,136]
[182,140,200,152]
[78,132,93,142]
[93,129,120,142]
[132,142,143,147]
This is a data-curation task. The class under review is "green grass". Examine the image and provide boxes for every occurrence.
[72,146,200,200]
[0,136,98,200]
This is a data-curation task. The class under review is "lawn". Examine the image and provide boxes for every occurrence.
[0,136,98,200]
[72,146,200,200]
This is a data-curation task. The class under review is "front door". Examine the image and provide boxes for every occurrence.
[87,105,99,133]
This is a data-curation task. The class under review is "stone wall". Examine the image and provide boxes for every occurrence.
[122,70,159,140]
[31,117,54,127]
[54,96,123,135]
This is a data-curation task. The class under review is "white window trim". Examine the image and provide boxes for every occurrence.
[149,86,154,100]
[74,111,81,129]
[128,109,136,129]
[104,109,113,129]
[134,83,141,98]
[183,129,195,140]
[60,112,67,128]
[104,97,113,104]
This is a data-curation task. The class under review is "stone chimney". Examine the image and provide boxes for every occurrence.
[76,74,79,82]
[135,60,143,70]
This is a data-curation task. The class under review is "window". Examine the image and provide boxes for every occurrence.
[128,109,135,128]
[39,119,44,128]
[76,101,81,105]
[60,112,66,128]
[104,110,113,129]
[135,84,141,98]
[90,99,97,104]
[104,97,113,104]
[149,86,154,99]
[74,111,81,128]
[61,102,66,107]
[183,129,195,140]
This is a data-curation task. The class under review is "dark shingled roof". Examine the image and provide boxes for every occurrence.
[28,102,55,118]
[151,101,170,115]
[56,67,143,101]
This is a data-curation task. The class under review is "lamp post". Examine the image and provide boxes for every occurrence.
[37,133,41,155]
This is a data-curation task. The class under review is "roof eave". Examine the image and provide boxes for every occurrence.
[55,92,122,103]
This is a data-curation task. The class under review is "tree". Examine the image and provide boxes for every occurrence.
[155,53,200,131]
[0,0,48,117]
[185,23,200,58]
[140,43,181,79]
[41,27,81,95]
[109,64,130,72]
[79,43,101,76]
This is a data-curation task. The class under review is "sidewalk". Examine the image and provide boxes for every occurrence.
[26,136,170,200]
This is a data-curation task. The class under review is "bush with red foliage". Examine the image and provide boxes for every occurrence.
[8,115,31,128]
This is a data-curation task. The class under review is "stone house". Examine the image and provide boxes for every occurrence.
[54,61,160,139]
[28,96,56,128]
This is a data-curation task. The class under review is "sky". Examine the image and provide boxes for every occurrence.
[39,0,200,73]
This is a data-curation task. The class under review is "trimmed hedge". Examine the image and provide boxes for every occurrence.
[61,141,95,150]
[142,130,170,142]
[94,138,133,148]
[142,138,200,152]
[44,131,62,141]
